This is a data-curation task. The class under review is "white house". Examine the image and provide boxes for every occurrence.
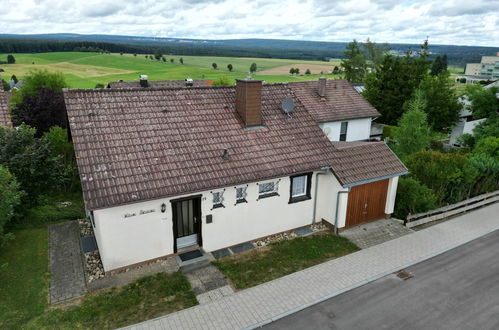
[290,79,379,142]
[64,78,407,272]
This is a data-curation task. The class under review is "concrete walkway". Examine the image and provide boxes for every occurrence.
[340,218,414,249]
[48,221,86,304]
[125,202,499,330]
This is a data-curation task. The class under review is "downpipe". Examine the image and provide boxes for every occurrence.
[334,189,350,234]
[312,166,332,224]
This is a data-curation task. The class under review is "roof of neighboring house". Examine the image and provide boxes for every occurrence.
[107,79,210,89]
[65,84,341,210]
[330,141,408,187]
[0,91,12,127]
[289,79,380,123]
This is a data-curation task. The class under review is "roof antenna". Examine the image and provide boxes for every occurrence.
[222,148,230,160]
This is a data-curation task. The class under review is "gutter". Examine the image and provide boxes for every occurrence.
[334,189,350,234]
[312,166,332,224]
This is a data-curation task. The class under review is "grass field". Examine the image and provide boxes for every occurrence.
[0,52,341,88]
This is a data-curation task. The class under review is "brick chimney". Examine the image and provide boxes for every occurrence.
[236,79,263,127]
[318,77,327,97]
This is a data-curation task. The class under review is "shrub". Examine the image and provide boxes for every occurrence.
[212,77,231,86]
[0,166,22,246]
[382,125,399,140]
[459,78,466,83]
[405,150,479,204]
[394,177,438,219]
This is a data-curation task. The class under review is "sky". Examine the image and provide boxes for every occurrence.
[1,0,498,46]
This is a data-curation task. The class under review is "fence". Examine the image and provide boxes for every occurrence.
[405,190,499,228]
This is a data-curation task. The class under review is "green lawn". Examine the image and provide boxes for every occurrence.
[0,52,340,88]
[0,227,48,330]
[30,272,197,329]
[213,233,360,290]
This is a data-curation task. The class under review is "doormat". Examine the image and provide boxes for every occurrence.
[81,236,98,253]
[179,249,203,262]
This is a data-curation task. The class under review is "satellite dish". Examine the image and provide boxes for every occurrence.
[281,98,295,115]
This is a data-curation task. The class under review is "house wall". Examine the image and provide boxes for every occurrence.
[93,171,344,271]
[319,117,372,142]
[385,176,399,215]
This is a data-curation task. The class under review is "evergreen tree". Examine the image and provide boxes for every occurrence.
[305,69,311,75]
[394,89,432,158]
[418,72,460,130]
[179,57,184,64]
[227,64,233,72]
[341,40,366,83]
[212,62,217,69]
[430,56,442,75]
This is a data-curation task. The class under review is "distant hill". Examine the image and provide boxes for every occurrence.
[1,33,498,67]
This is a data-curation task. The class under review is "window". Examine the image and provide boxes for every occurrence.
[258,180,279,199]
[235,186,247,204]
[289,173,312,203]
[212,190,224,209]
[339,121,348,141]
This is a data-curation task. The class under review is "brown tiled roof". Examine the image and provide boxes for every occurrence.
[0,91,12,127]
[64,85,339,210]
[108,79,210,89]
[289,79,380,122]
[330,141,408,187]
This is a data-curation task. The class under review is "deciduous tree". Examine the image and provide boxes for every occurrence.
[227,64,233,72]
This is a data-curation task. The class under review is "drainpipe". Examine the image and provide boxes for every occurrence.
[312,166,332,224]
[334,189,350,234]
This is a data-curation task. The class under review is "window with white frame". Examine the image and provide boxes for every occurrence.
[258,180,278,198]
[235,186,247,204]
[289,173,312,203]
[212,190,224,208]
[291,175,307,197]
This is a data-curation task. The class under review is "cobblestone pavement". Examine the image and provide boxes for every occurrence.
[340,218,414,249]
[48,221,86,304]
[123,202,499,330]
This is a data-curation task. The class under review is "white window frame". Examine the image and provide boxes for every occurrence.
[291,175,308,198]
[258,180,280,199]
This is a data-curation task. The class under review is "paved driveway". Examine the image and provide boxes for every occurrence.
[264,229,499,330]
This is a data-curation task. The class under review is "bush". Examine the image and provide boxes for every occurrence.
[212,77,231,86]
[406,150,479,204]
[382,125,399,140]
[459,78,466,83]
[0,166,22,246]
[394,177,438,219]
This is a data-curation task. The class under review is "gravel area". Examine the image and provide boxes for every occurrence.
[78,218,93,237]
[85,251,105,282]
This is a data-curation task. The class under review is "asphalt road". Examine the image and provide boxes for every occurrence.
[264,229,499,330]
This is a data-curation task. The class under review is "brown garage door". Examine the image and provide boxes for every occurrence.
[345,179,389,228]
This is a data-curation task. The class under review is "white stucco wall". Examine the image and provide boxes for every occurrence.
[92,171,344,271]
[385,176,399,215]
[319,117,372,142]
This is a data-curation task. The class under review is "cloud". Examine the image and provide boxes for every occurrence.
[0,0,497,46]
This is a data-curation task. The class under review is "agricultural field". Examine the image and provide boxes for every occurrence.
[0,52,342,88]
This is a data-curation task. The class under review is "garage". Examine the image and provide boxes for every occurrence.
[345,179,388,228]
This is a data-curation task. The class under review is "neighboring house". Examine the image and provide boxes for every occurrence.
[455,74,493,85]
[0,91,13,127]
[290,79,379,142]
[107,76,210,88]
[64,78,406,272]
[450,80,499,146]
[464,52,499,80]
